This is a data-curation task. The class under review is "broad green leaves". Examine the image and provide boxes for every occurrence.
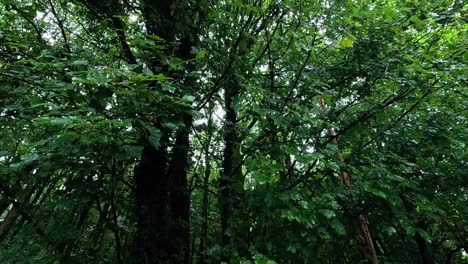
[1,0,467,263]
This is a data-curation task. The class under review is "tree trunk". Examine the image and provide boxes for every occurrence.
[92,202,111,263]
[199,102,214,263]
[220,76,248,259]
[134,143,171,263]
[135,117,192,264]
[0,184,35,242]
[78,0,198,262]
[135,1,199,262]
[166,114,193,262]
[0,182,21,217]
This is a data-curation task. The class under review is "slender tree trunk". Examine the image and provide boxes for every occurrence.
[110,185,122,263]
[92,202,111,263]
[199,102,214,263]
[58,203,92,262]
[320,96,379,264]
[0,199,9,218]
[199,162,211,263]
[0,182,21,217]
[0,184,34,242]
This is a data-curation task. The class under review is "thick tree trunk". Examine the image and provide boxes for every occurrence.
[166,115,193,262]
[220,76,248,259]
[79,0,198,262]
[135,1,198,262]
[134,143,171,263]
[134,117,192,264]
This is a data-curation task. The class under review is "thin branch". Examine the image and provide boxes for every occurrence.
[9,4,44,42]
[196,9,256,110]
[47,0,72,54]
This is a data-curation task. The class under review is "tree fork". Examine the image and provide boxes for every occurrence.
[135,0,200,262]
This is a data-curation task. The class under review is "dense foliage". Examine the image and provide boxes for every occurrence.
[0,0,467,263]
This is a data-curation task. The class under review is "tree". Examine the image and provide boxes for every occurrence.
[0,0,466,263]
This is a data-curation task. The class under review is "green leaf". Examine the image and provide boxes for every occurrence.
[297,153,317,164]
[287,244,297,253]
[283,146,298,155]
[339,38,354,48]
[385,226,397,236]
[143,68,154,76]
[182,95,195,102]
[147,127,162,149]
[320,209,336,219]
[161,83,175,92]
[416,228,432,243]
[322,93,332,105]
[154,73,166,81]
[196,50,207,60]
[364,185,387,199]
[332,219,346,235]
[71,60,88,66]
[28,96,43,107]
